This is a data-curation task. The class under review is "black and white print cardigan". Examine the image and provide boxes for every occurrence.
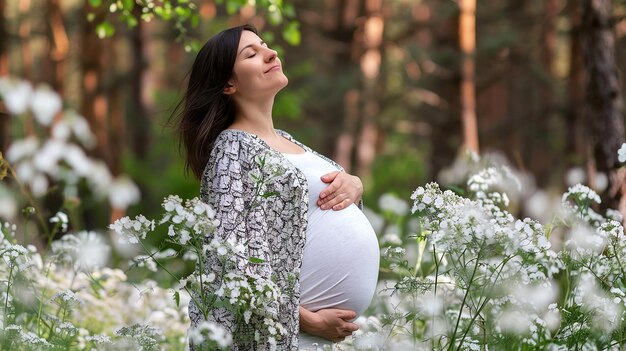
[188,129,354,350]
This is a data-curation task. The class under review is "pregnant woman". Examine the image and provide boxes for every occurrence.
[174,24,379,350]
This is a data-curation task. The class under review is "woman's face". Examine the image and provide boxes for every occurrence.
[228,30,288,99]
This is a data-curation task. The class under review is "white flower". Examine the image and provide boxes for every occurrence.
[49,211,69,232]
[87,160,113,196]
[180,229,191,245]
[618,143,626,163]
[73,231,111,272]
[378,193,409,216]
[63,144,93,176]
[30,174,48,197]
[30,85,62,126]
[6,137,39,163]
[565,167,586,186]
[163,195,182,212]
[0,78,32,115]
[32,139,64,174]
[52,231,110,272]
[108,176,140,210]
[0,186,17,220]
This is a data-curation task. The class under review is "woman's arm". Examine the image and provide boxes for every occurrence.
[299,306,359,342]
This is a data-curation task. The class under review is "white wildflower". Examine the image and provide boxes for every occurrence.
[0,78,32,114]
[30,84,62,126]
[618,143,626,163]
[108,176,140,210]
[378,193,409,216]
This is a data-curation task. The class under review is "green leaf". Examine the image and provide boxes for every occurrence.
[95,21,115,38]
[282,21,300,46]
[261,31,275,43]
[173,291,180,308]
[226,1,240,15]
[283,4,296,17]
[122,0,133,10]
[191,14,200,28]
[88,0,102,7]
[175,6,190,18]
[268,9,282,25]
[249,257,265,264]
[262,191,279,198]
[126,15,138,28]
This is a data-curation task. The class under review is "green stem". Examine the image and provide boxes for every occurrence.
[4,263,15,323]
[458,254,513,347]
[610,239,626,286]
[37,260,55,336]
[6,163,50,238]
[432,244,440,349]
[448,252,481,351]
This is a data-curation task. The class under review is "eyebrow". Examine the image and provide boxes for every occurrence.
[238,41,266,55]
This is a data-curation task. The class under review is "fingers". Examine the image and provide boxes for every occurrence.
[318,193,351,210]
[334,309,357,321]
[319,182,340,200]
[320,171,340,184]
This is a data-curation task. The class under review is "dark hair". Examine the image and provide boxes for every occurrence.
[172,24,257,179]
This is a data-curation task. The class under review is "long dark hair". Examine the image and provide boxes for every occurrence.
[172,24,257,179]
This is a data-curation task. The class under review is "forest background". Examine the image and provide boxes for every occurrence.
[2,0,626,280]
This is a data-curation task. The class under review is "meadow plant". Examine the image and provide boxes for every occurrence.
[0,77,187,350]
[349,151,626,350]
[109,157,290,350]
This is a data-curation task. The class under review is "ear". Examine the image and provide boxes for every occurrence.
[223,82,236,95]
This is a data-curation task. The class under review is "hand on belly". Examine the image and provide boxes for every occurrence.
[299,306,359,343]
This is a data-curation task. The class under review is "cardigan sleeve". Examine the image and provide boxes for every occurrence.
[189,138,276,350]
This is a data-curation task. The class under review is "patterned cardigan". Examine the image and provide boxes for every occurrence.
[188,129,353,350]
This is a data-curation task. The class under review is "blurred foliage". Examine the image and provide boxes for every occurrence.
[88,0,300,51]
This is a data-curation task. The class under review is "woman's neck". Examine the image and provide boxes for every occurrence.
[230,99,278,139]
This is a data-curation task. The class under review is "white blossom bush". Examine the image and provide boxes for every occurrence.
[0,77,187,350]
[110,192,288,349]
[349,152,626,350]
[0,76,139,214]
[0,212,192,350]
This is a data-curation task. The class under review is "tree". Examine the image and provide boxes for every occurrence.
[581,0,626,213]
[459,0,478,153]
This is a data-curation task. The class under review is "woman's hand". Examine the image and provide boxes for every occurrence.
[317,171,363,211]
[299,306,359,342]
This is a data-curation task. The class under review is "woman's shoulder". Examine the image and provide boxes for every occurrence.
[214,129,261,149]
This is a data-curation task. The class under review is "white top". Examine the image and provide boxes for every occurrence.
[282,151,379,350]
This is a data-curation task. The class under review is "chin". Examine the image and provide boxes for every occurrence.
[274,75,289,92]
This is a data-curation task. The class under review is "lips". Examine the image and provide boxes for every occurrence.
[265,64,281,73]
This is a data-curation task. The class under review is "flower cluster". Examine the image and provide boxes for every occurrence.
[109,214,155,244]
[0,76,140,210]
[349,152,626,350]
[51,231,110,272]
[160,195,218,247]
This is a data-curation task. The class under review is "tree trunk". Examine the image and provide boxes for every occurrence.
[566,0,586,166]
[355,0,385,178]
[581,0,625,211]
[46,0,69,94]
[0,0,8,152]
[458,0,479,153]
[128,5,150,159]
[79,4,112,168]
[429,3,461,181]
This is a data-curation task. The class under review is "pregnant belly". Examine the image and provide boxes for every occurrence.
[299,204,380,317]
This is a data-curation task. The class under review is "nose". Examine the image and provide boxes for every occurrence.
[264,47,277,63]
